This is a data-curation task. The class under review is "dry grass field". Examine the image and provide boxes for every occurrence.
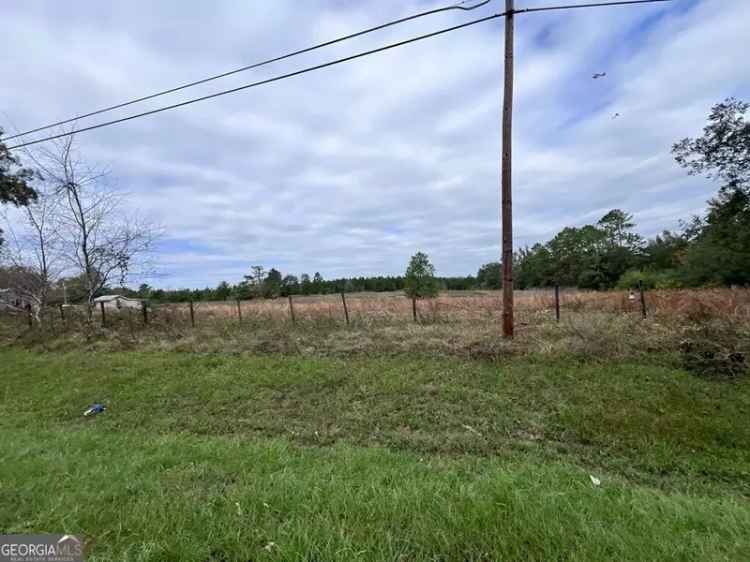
[2,288,748,371]
[143,287,750,326]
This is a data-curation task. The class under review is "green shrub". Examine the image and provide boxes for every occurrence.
[616,269,683,290]
[576,269,606,290]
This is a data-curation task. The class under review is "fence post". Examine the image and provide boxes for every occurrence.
[638,280,647,319]
[236,299,242,324]
[554,284,560,322]
[100,301,106,327]
[288,295,296,325]
[341,292,350,326]
[142,301,149,325]
[189,301,195,328]
[412,296,417,323]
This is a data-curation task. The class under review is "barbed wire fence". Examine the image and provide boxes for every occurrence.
[0,284,671,340]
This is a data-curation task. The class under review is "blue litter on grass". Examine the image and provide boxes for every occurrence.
[83,404,106,416]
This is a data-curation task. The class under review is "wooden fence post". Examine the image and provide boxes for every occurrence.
[554,284,560,322]
[288,295,296,325]
[100,301,106,327]
[142,301,149,325]
[412,296,417,323]
[236,299,242,324]
[638,280,647,319]
[189,301,195,328]
[341,292,350,326]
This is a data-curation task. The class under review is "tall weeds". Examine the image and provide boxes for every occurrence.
[2,289,748,373]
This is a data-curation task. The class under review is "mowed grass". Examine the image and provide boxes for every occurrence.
[4,430,749,562]
[1,349,749,560]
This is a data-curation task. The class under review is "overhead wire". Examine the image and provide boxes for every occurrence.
[516,0,672,14]
[0,0,494,142]
[3,0,674,150]
[6,12,504,150]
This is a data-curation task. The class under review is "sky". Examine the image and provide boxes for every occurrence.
[1,0,748,288]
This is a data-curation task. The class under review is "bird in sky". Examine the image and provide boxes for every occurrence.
[592,72,607,79]
[612,113,621,120]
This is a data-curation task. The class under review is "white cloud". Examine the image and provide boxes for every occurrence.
[1,0,748,287]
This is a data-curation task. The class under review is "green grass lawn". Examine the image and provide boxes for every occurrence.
[1,350,748,560]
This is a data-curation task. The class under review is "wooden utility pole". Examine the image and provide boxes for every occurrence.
[501,0,515,338]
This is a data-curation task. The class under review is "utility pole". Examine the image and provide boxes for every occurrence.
[496,0,670,338]
[501,0,515,338]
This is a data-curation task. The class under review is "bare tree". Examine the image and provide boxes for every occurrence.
[0,179,64,320]
[26,133,159,306]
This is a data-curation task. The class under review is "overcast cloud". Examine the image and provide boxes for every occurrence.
[2,0,748,288]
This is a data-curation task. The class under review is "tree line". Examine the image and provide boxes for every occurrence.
[509,97,749,290]
[121,251,446,303]
[126,270,473,304]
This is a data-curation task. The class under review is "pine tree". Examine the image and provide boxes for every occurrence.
[404,252,439,299]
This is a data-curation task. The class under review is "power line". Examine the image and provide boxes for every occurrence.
[4,0,673,151]
[517,0,672,15]
[6,13,504,150]
[0,0,494,143]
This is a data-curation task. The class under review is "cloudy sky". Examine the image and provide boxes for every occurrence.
[2,0,748,288]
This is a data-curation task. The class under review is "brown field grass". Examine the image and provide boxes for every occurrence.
[1,288,748,373]
[159,287,750,325]
[4,287,750,329]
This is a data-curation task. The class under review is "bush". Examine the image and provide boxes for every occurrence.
[577,269,606,290]
[616,269,683,290]
[679,320,748,378]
